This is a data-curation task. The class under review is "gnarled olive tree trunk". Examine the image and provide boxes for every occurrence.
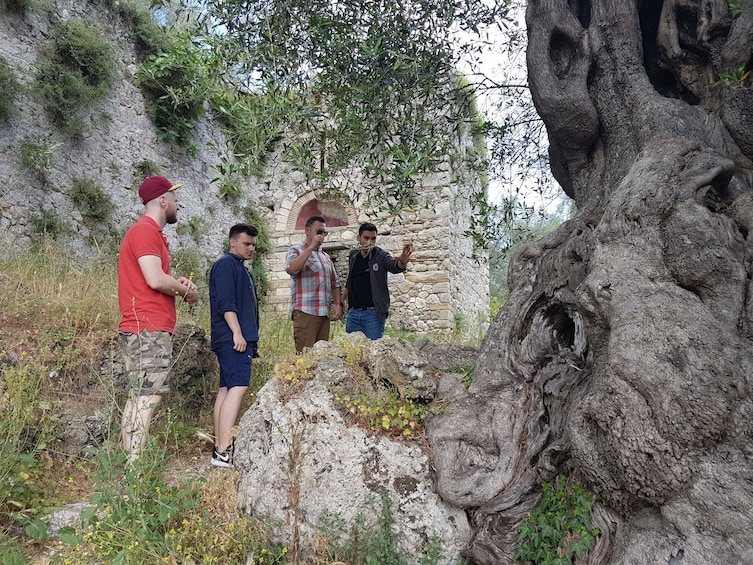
[428,1,753,563]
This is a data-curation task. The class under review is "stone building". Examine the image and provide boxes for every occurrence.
[265,170,490,337]
[0,1,489,339]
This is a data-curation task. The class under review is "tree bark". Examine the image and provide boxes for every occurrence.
[428,1,753,563]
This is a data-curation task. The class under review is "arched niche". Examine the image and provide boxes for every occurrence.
[287,192,357,232]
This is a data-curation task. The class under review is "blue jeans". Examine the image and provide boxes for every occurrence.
[346,309,386,340]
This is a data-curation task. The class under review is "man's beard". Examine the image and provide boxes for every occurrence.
[166,211,178,224]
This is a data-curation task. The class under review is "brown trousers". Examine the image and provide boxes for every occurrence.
[292,310,330,353]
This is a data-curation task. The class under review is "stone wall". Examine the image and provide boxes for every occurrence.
[0,1,489,339]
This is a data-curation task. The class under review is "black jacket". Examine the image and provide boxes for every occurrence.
[346,246,406,321]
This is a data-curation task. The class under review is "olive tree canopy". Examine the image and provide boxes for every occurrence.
[198,0,507,213]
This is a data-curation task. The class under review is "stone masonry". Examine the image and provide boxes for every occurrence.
[0,1,489,339]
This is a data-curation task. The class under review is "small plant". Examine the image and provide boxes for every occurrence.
[515,476,600,565]
[0,56,20,123]
[448,362,475,389]
[333,388,432,440]
[334,338,367,381]
[711,64,751,90]
[275,353,318,400]
[6,0,54,14]
[729,0,753,17]
[316,492,410,564]
[131,159,161,180]
[218,177,243,201]
[71,177,115,222]
[453,312,467,338]
[0,362,60,543]
[35,18,116,128]
[20,135,57,172]
[170,247,207,284]
[176,216,207,242]
[60,445,201,563]
[279,420,309,562]
[490,294,504,320]
[31,210,71,240]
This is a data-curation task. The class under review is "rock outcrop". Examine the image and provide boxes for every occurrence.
[234,333,472,564]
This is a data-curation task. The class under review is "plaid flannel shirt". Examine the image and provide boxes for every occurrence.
[285,242,340,317]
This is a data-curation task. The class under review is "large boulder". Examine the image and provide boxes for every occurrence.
[234,334,470,563]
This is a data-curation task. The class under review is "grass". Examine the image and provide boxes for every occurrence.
[0,230,473,563]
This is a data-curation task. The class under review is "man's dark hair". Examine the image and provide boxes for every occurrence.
[229,223,258,238]
[359,222,378,235]
[305,215,326,227]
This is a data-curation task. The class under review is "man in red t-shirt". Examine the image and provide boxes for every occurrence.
[118,175,199,465]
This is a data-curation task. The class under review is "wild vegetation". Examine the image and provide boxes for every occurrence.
[34,18,116,132]
[0,237,497,563]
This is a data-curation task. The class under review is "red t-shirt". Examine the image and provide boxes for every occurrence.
[118,216,176,333]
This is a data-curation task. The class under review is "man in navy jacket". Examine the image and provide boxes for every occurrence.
[208,223,259,467]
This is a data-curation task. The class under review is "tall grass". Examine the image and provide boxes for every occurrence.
[0,231,467,563]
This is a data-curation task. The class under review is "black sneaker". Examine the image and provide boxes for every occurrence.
[210,446,232,468]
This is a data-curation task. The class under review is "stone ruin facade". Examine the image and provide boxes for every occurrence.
[263,173,490,337]
[0,1,490,339]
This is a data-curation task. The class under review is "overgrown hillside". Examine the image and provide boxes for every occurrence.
[0,239,455,564]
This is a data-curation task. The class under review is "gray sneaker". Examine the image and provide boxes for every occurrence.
[210,446,232,468]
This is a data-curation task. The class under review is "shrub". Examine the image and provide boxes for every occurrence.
[0,363,60,542]
[176,215,207,242]
[31,210,71,240]
[35,18,116,128]
[218,177,243,201]
[0,56,20,123]
[137,36,215,150]
[6,0,53,14]
[515,476,600,565]
[71,177,115,222]
[107,0,175,57]
[170,247,208,285]
[243,206,272,302]
[20,135,56,172]
[132,159,161,180]
[212,90,287,177]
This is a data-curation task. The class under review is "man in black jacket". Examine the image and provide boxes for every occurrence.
[342,222,413,339]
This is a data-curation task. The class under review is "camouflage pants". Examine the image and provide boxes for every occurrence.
[119,329,173,396]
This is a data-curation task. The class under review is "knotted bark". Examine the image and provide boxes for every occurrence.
[428,1,753,562]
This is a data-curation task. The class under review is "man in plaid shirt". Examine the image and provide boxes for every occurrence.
[285,215,343,352]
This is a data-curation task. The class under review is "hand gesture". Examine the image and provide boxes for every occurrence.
[398,242,413,265]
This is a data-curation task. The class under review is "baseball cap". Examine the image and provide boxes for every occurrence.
[138,175,183,204]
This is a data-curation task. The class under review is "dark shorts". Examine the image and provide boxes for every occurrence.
[214,342,253,389]
[119,329,172,396]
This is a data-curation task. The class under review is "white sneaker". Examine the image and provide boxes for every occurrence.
[210,446,232,468]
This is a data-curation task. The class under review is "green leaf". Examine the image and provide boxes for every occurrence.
[24,518,47,541]
[57,526,81,547]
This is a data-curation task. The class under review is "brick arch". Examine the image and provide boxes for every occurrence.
[286,192,357,232]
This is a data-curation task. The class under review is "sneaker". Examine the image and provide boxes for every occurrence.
[210,446,233,468]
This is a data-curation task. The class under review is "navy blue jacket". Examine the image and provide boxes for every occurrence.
[209,253,259,350]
